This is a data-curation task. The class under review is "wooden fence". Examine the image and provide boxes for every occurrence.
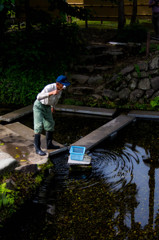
[67,0,152,21]
[14,0,152,26]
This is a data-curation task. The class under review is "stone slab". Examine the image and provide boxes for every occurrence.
[0,104,116,123]
[71,115,135,151]
[0,122,68,160]
[0,124,49,167]
[0,105,33,122]
[5,122,60,147]
[56,104,116,117]
[0,150,17,173]
[128,110,159,119]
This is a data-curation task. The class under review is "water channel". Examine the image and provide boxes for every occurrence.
[1,112,159,239]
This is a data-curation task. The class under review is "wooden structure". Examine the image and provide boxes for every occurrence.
[67,0,152,21]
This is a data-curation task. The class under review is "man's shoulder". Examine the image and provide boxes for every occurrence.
[45,83,56,89]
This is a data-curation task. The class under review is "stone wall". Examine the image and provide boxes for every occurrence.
[68,47,159,106]
[102,55,159,104]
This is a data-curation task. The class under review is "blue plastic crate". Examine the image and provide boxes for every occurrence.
[69,146,86,161]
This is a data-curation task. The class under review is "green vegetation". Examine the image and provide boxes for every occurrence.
[134,64,141,78]
[150,96,159,110]
[0,21,84,106]
[0,160,53,225]
[0,183,14,208]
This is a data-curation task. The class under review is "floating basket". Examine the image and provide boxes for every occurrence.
[69,146,86,161]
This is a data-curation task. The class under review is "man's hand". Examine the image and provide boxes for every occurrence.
[51,107,55,113]
[49,89,61,96]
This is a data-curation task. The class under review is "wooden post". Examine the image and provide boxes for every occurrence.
[146,32,150,57]
[85,12,88,28]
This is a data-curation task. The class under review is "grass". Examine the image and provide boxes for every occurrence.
[70,17,153,32]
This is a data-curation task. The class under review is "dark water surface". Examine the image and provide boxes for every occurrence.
[1,118,159,239]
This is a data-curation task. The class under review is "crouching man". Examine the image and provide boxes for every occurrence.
[33,75,70,156]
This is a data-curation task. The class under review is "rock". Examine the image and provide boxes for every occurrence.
[129,78,138,90]
[132,72,139,78]
[125,74,132,81]
[69,87,94,95]
[151,90,159,99]
[70,74,89,84]
[102,89,118,100]
[75,65,94,73]
[129,89,144,103]
[140,72,149,78]
[120,65,134,75]
[145,89,155,99]
[151,76,159,90]
[91,94,103,100]
[149,56,159,70]
[138,78,150,90]
[118,88,131,100]
[137,61,148,71]
[88,75,103,85]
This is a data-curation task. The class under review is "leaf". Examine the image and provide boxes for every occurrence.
[20,159,27,162]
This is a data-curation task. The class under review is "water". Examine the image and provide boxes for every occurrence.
[1,119,159,239]
[19,112,110,145]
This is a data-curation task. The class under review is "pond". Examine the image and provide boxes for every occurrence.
[1,118,159,239]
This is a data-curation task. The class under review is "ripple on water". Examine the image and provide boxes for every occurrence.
[89,142,150,191]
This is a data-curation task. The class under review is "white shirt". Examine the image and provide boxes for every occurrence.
[37,83,62,107]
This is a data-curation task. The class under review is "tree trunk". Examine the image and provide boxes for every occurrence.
[118,0,126,30]
[131,0,137,24]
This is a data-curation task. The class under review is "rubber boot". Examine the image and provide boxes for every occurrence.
[34,134,46,156]
[46,131,60,149]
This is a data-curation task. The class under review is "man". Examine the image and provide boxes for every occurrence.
[149,0,159,38]
[33,75,70,156]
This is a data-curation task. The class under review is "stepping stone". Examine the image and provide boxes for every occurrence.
[71,115,135,151]
[0,105,33,122]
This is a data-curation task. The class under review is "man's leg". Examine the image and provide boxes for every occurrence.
[43,107,60,149]
[33,100,46,156]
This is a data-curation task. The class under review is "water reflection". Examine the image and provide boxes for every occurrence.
[36,141,159,238]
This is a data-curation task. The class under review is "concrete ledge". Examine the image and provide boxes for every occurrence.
[0,105,33,122]
[0,104,116,123]
[128,110,159,119]
[56,104,116,117]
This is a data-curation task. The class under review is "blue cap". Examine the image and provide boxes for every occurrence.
[56,75,70,87]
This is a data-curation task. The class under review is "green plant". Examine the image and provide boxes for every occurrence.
[134,64,141,78]
[150,96,159,109]
[0,183,14,208]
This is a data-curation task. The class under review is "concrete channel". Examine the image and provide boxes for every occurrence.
[0,104,159,174]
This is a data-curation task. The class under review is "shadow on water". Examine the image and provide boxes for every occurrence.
[1,119,159,239]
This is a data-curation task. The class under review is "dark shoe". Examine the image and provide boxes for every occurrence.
[46,131,60,149]
[34,134,46,156]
